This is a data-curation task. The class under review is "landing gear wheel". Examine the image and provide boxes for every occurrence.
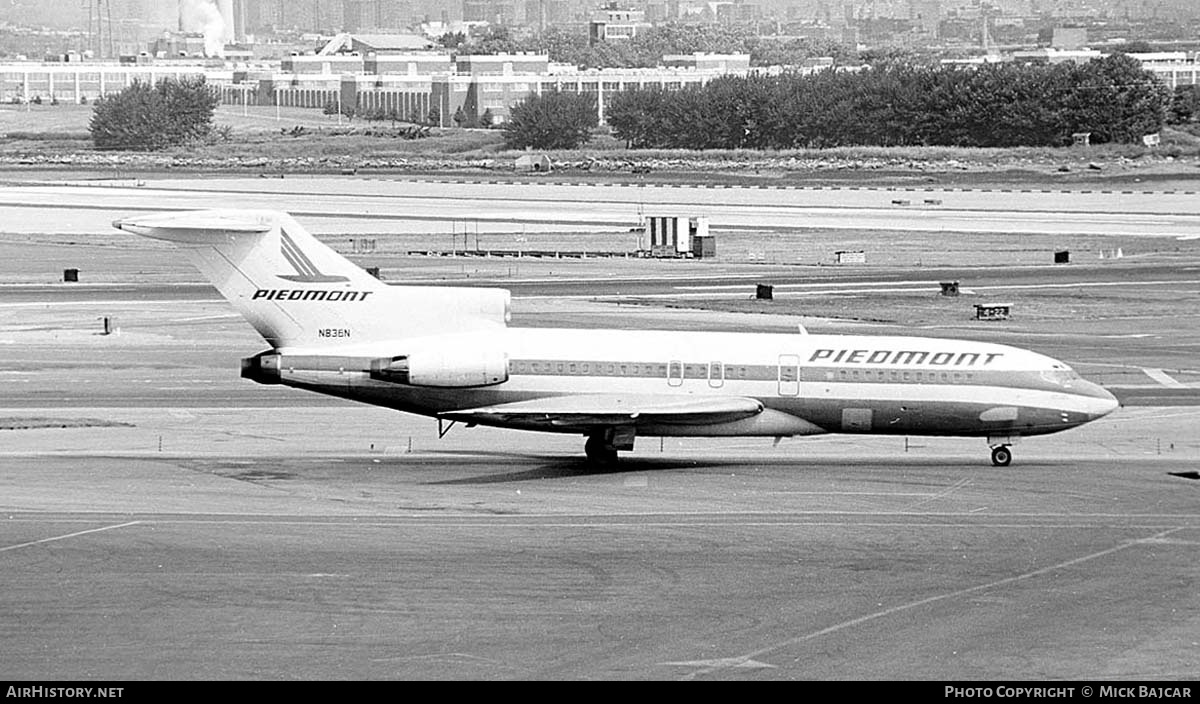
[991,445,1012,467]
[585,435,618,465]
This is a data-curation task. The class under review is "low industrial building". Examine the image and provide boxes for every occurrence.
[7,31,1196,131]
[0,44,757,128]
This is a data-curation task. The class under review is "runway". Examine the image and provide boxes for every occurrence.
[1,175,1199,680]
[3,177,1200,238]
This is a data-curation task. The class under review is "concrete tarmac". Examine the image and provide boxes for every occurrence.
[2,411,1199,680]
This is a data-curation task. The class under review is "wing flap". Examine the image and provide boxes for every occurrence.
[441,394,764,428]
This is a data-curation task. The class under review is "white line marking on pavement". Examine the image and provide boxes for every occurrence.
[0,521,142,553]
[1142,368,1185,387]
[670,526,1185,679]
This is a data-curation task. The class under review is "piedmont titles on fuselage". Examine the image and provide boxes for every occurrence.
[809,348,1004,367]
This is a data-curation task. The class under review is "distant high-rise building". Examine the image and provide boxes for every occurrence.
[270,0,340,31]
[910,0,941,34]
[463,0,523,24]
[232,0,248,41]
[344,0,368,30]
[588,4,650,45]
[339,0,408,30]
[522,0,571,27]
[1051,26,1087,49]
[375,0,408,29]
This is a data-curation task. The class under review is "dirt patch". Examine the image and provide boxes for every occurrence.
[0,417,135,430]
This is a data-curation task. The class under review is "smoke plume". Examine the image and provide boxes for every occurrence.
[178,0,226,57]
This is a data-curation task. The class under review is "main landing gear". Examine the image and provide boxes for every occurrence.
[584,427,635,465]
[584,434,619,465]
[990,444,1013,467]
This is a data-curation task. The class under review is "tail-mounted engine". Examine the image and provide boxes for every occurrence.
[240,348,509,388]
[370,350,508,388]
[241,351,282,385]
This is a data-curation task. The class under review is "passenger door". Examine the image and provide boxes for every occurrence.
[708,361,724,389]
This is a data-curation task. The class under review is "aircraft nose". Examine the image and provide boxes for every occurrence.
[1079,381,1120,419]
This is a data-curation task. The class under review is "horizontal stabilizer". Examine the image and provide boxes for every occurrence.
[113,211,273,242]
[441,394,764,428]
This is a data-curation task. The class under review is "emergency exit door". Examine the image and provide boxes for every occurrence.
[778,354,800,396]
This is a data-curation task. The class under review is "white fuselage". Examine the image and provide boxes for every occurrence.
[266,327,1119,441]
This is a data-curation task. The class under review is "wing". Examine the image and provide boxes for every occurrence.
[439,394,764,430]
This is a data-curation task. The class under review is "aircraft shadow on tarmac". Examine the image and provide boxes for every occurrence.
[173,451,1116,488]
[422,451,741,484]
[414,450,1014,484]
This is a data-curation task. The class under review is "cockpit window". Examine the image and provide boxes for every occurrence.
[1040,367,1080,387]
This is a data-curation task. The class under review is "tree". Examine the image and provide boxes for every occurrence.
[89,76,218,151]
[1118,40,1155,54]
[1169,84,1200,124]
[1059,54,1168,143]
[502,90,598,150]
[438,31,466,49]
[606,57,1170,150]
[607,88,674,148]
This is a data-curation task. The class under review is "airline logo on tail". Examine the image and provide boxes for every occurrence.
[276,230,349,283]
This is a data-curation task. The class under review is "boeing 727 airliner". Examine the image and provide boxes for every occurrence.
[114,209,1119,466]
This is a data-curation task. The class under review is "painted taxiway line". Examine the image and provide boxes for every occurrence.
[0,520,142,554]
[677,279,1200,294]
[675,280,944,291]
[673,526,1190,679]
[3,509,1199,525]
[0,299,225,309]
[1143,368,1186,387]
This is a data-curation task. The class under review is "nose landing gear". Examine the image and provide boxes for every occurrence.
[990,444,1012,467]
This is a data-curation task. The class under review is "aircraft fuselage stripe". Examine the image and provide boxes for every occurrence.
[504,358,1060,393]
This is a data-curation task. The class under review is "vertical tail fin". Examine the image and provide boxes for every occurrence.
[115,209,509,350]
